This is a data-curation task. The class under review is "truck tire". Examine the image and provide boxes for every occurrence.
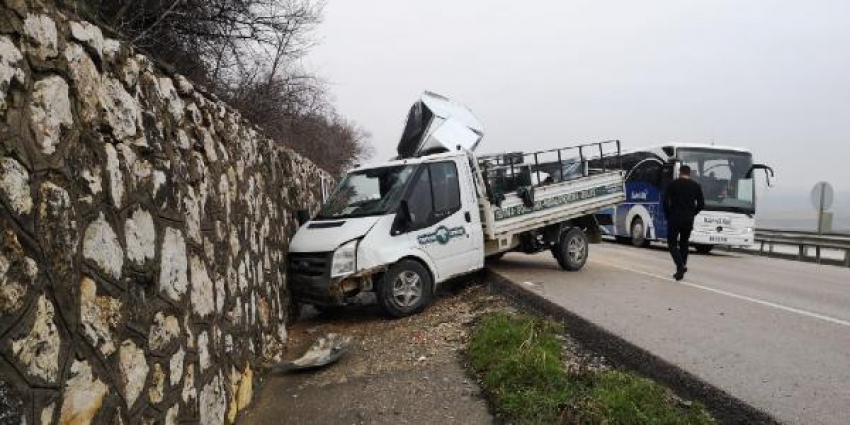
[311,304,344,316]
[552,228,589,271]
[485,252,505,263]
[377,260,433,318]
[695,244,714,254]
[286,299,301,323]
[630,217,650,248]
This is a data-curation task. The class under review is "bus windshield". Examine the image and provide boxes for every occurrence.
[317,165,416,220]
[678,148,754,214]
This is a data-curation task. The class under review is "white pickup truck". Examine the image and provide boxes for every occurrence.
[288,93,626,317]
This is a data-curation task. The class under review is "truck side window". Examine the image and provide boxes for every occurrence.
[407,167,433,226]
[430,162,462,218]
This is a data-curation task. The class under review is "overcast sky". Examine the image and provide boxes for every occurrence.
[308,0,850,195]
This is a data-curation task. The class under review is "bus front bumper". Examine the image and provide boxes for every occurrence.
[689,230,754,247]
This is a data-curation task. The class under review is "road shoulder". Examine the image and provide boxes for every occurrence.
[239,282,498,425]
[486,267,778,424]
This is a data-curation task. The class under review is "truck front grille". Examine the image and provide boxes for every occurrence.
[288,252,331,278]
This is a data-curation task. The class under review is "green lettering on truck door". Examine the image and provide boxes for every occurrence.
[418,226,467,246]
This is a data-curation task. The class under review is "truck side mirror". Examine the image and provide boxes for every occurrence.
[296,209,311,227]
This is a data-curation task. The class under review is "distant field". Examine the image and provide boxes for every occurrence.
[757,187,849,234]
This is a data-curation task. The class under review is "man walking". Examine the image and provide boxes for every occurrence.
[663,165,705,281]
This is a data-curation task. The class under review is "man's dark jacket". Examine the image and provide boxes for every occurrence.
[663,178,705,228]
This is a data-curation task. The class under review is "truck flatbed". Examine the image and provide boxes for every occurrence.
[475,141,625,253]
[482,171,624,239]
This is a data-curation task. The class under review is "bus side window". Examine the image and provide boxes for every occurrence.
[644,162,662,187]
[621,154,641,180]
[659,164,673,192]
[630,161,662,186]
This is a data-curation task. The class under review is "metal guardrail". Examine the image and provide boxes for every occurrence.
[754,228,850,267]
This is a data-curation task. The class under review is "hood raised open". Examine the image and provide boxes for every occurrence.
[397,92,484,159]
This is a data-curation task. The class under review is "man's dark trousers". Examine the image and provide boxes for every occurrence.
[667,221,692,273]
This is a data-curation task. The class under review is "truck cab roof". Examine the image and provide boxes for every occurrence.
[350,150,470,173]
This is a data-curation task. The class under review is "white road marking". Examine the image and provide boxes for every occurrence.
[592,260,850,328]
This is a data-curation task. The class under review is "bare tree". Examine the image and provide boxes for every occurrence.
[70,0,372,174]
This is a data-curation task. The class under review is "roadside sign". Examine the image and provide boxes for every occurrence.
[810,182,834,234]
[810,182,834,211]
[820,212,834,233]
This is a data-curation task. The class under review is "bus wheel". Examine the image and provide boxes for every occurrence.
[377,260,432,318]
[695,244,714,254]
[553,228,589,271]
[630,217,650,248]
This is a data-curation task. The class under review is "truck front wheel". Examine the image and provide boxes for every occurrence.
[552,228,589,271]
[377,260,433,318]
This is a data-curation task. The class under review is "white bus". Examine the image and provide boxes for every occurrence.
[600,143,773,253]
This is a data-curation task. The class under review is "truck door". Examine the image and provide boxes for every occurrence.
[405,160,482,280]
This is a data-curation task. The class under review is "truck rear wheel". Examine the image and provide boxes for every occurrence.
[377,260,433,318]
[552,228,589,271]
[485,252,505,263]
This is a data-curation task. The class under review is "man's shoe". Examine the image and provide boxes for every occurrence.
[674,271,684,281]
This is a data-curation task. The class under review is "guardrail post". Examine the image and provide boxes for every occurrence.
[798,245,805,261]
[815,246,822,264]
[845,249,850,268]
[759,241,765,255]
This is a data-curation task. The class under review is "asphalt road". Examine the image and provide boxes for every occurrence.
[491,243,850,425]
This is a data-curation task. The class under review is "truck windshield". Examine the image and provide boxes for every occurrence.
[317,165,416,219]
[678,148,755,214]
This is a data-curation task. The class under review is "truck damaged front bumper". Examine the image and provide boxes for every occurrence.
[288,252,385,306]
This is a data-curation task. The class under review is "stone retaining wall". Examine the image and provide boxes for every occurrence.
[1,1,330,423]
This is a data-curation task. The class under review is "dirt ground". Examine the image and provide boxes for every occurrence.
[239,277,506,425]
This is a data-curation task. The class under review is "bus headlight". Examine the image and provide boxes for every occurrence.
[331,240,358,277]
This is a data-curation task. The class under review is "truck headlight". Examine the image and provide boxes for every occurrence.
[746,227,754,233]
[331,240,358,277]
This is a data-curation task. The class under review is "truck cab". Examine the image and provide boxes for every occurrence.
[289,151,484,316]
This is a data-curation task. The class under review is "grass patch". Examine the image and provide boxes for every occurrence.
[468,313,714,424]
